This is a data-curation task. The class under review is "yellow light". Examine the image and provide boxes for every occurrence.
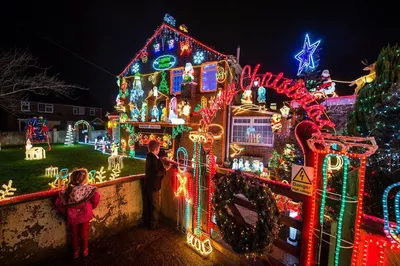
[108,121,112,128]
[208,124,224,140]
[230,144,244,157]
[201,96,208,108]
[232,104,268,115]
[25,147,46,160]
[0,180,17,200]
[45,166,58,177]
[186,232,213,256]
[175,171,188,199]
[327,155,344,172]
[109,164,121,180]
[189,131,208,143]
[280,105,290,116]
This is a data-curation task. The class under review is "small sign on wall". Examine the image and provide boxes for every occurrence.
[139,124,161,129]
[291,164,314,196]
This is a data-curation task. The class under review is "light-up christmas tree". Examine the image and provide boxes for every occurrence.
[64,125,74,146]
[347,44,400,217]
[159,71,169,94]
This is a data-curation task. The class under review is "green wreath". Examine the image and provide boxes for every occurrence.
[213,171,280,255]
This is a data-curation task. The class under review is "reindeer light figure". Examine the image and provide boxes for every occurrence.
[349,60,376,95]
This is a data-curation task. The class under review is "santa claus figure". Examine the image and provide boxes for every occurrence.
[182,63,194,83]
[316,70,337,98]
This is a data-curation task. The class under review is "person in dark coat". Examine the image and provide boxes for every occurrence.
[143,140,171,229]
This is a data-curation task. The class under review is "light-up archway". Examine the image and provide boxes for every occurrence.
[74,120,94,143]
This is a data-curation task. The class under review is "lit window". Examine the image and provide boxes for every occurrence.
[21,101,30,112]
[170,68,184,95]
[200,62,217,92]
[231,117,273,146]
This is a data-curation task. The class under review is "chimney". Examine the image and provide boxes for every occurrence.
[236,46,240,64]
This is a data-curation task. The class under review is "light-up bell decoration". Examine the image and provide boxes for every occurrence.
[280,105,290,116]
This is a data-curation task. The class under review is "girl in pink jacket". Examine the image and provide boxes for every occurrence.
[56,168,101,259]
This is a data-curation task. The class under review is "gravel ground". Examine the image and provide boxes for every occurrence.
[34,224,237,266]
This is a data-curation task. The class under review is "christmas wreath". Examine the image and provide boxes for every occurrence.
[213,171,280,256]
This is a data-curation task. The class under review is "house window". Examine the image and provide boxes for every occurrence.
[90,108,96,116]
[231,117,273,146]
[38,103,53,113]
[21,101,30,112]
[200,62,218,92]
[73,106,85,115]
[170,67,184,95]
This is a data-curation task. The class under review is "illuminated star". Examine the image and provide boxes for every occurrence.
[295,34,320,76]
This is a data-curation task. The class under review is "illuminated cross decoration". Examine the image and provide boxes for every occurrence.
[294,34,320,76]
[175,171,188,199]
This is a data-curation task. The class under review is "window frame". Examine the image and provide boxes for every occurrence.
[21,101,30,112]
[90,108,96,116]
[73,106,85,115]
[169,67,184,95]
[200,61,218,93]
[231,116,274,147]
[38,103,53,113]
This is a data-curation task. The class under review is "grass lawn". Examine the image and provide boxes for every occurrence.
[0,144,145,196]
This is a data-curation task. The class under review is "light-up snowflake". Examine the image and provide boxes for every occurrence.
[131,63,139,73]
[193,51,205,64]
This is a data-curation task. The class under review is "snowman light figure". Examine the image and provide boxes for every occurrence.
[238,158,244,170]
[232,158,239,170]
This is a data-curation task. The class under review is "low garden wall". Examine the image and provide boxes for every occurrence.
[0,174,144,265]
[0,130,107,147]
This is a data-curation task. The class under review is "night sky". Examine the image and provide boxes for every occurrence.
[1,1,399,113]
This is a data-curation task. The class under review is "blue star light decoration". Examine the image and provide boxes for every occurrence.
[295,34,321,76]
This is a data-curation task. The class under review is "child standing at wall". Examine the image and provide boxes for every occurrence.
[56,168,101,258]
[143,140,171,230]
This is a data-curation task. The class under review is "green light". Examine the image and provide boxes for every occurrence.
[320,154,349,266]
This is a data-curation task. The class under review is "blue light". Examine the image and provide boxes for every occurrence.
[193,51,205,64]
[154,43,161,53]
[294,34,320,76]
[163,13,176,26]
[168,39,175,50]
[131,63,139,73]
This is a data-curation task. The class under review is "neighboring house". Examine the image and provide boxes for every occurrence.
[0,100,104,131]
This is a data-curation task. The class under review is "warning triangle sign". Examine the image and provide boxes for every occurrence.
[293,168,312,184]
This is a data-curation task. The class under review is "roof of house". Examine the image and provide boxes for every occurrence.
[118,23,228,77]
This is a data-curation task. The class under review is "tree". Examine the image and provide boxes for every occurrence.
[268,131,304,182]
[0,49,85,113]
[347,44,400,217]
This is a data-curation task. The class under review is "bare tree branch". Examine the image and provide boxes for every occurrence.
[0,49,87,114]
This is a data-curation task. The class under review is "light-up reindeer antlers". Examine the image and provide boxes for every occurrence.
[349,60,377,95]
